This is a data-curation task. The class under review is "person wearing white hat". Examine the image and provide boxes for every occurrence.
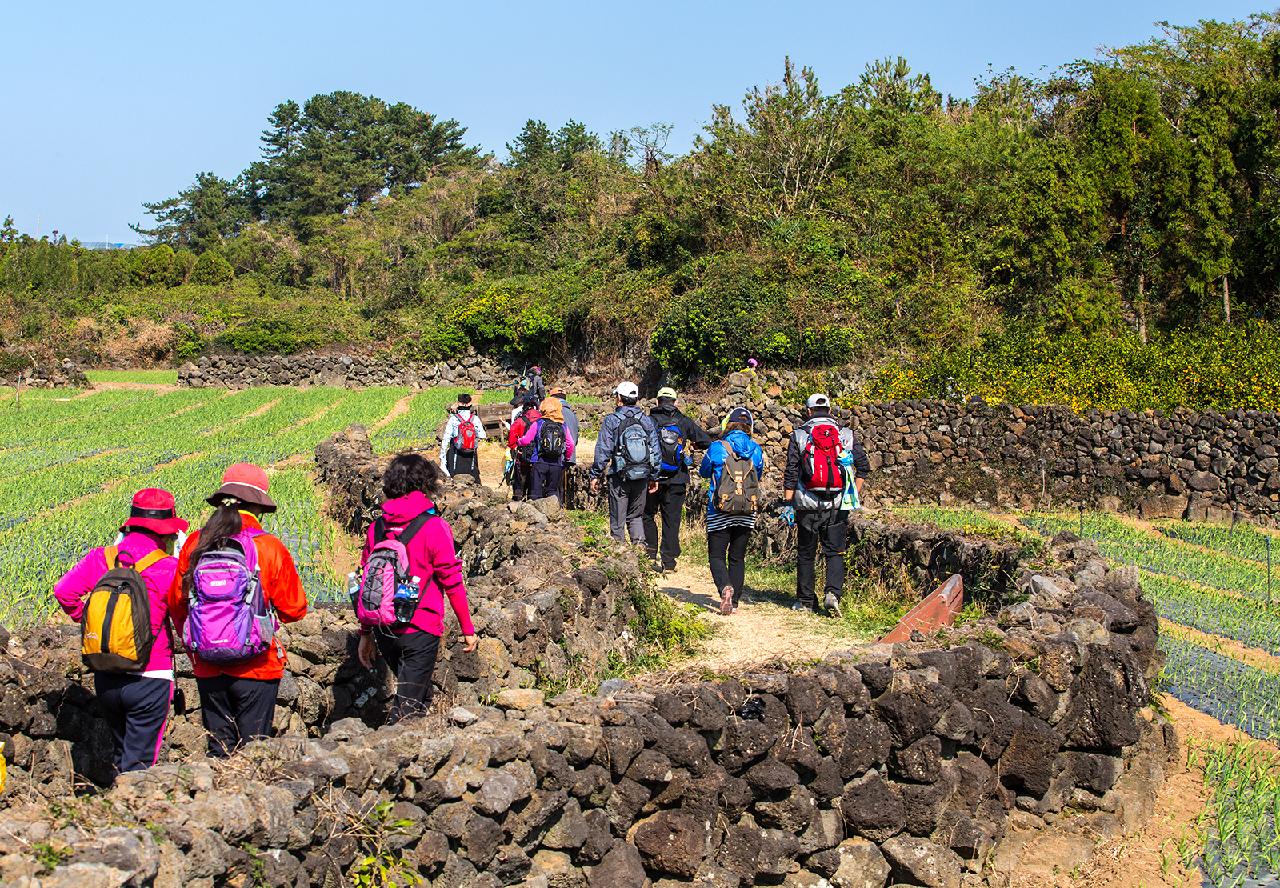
[644,386,712,573]
[590,382,662,544]
[782,394,871,616]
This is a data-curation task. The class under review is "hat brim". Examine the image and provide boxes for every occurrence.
[206,482,277,513]
[122,515,189,535]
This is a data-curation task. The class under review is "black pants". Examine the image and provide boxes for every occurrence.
[796,511,849,608]
[607,475,648,543]
[94,673,172,774]
[643,483,687,570]
[512,460,533,501]
[531,461,565,503]
[197,675,280,758]
[446,446,480,483]
[707,525,752,606]
[374,630,441,724]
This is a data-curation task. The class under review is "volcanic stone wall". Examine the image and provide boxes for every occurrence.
[177,348,512,390]
[0,359,88,389]
[696,373,1280,524]
[0,523,1169,888]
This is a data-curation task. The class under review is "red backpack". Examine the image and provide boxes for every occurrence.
[802,424,845,494]
[456,415,478,454]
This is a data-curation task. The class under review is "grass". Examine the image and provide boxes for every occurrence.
[1185,739,1280,886]
[83,368,179,385]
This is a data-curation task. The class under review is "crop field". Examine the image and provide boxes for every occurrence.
[896,503,1280,886]
[0,384,473,628]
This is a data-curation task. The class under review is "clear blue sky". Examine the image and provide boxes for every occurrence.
[3,0,1266,243]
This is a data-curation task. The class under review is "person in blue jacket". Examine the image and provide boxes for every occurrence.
[699,407,765,616]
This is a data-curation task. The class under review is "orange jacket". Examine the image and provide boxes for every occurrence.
[168,513,308,680]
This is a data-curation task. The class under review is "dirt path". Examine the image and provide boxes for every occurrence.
[371,392,415,434]
[657,560,866,674]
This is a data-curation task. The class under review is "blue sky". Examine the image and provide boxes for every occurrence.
[3,0,1266,243]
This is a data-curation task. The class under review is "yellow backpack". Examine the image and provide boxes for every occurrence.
[81,547,165,672]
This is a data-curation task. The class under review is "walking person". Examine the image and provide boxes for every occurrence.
[440,393,485,483]
[54,489,188,776]
[356,454,478,722]
[507,394,541,501]
[548,386,579,450]
[528,365,547,403]
[515,396,577,503]
[168,464,308,757]
[645,387,712,573]
[781,394,871,615]
[699,409,764,615]
[590,382,661,544]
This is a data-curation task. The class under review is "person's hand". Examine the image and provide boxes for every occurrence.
[648,481,659,494]
[461,634,478,653]
[779,505,796,527]
[357,633,377,669]
[590,477,601,495]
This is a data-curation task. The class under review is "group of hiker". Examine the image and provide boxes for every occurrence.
[55,457,475,778]
[55,370,869,781]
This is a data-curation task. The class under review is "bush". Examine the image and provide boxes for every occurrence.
[190,250,234,285]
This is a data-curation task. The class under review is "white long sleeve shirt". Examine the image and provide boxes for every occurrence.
[440,409,487,472]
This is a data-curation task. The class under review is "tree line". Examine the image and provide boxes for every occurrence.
[2,12,1279,401]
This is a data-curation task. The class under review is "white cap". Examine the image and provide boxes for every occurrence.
[806,393,831,409]
[615,381,639,399]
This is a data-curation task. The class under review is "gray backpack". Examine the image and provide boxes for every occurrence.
[614,413,652,481]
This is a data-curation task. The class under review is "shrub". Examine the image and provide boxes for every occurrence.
[190,250,234,285]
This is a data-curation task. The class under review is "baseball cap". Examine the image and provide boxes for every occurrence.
[806,393,831,409]
[615,381,639,399]
[656,386,677,400]
[726,407,754,430]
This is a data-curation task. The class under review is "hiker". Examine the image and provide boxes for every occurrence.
[645,386,712,572]
[168,464,308,757]
[355,453,477,723]
[53,489,188,775]
[514,396,577,503]
[440,393,485,483]
[507,394,541,501]
[699,409,765,615]
[528,365,547,403]
[590,381,661,544]
[781,394,871,615]
[548,385,579,455]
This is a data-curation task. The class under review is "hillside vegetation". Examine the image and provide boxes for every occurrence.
[4,13,1280,408]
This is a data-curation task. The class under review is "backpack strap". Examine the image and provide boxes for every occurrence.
[104,546,119,571]
[132,550,168,573]
[373,516,388,544]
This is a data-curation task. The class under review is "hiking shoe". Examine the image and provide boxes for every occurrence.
[824,593,843,618]
[720,586,734,616]
[792,602,816,613]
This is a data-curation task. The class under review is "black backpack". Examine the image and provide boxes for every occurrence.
[657,422,686,479]
[614,413,653,481]
[537,419,566,461]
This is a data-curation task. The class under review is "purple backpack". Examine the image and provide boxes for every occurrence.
[355,511,434,629]
[184,528,278,663]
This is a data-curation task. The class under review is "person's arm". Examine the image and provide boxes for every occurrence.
[783,434,801,501]
[431,521,476,640]
[753,442,766,480]
[565,427,576,462]
[517,420,539,447]
[698,441,722,479]
[591,415,616,478]
[439,415,455,467]
[53,548,106,622]
[507,418,523,449]
[476,415,487,441]
[167,534,197,631]
[262,536,308,624]
[685,416,713,450]
[846,430,871,493]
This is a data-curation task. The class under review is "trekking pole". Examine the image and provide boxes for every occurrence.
[1078,505,1085,539]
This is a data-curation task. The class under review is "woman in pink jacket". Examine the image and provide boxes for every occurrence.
[515,396,577,503]
[356,453,477,722]
[54,488,188,775]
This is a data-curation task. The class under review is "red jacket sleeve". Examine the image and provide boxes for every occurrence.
[258,534,307,624]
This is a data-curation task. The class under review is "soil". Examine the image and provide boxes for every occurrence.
[370,393,415,434]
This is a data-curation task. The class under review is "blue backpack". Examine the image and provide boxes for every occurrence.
[657,423,686,479]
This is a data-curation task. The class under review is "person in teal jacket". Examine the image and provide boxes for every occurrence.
[698,407,765,616]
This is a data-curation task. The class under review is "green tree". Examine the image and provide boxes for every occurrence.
[132,172,251,250]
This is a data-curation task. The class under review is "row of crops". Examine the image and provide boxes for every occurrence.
[894,503,1280,886]
[0,385,448,627]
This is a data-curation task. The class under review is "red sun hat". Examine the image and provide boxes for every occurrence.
[121,488,189,536]
[206,462,277,513]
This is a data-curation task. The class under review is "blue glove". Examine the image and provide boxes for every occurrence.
[779,505,796,527]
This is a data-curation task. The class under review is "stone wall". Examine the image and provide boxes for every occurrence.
[178,349,513,390]
[695,373,1280,524]
[0,359,88,389]
[0,521,1170,888]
